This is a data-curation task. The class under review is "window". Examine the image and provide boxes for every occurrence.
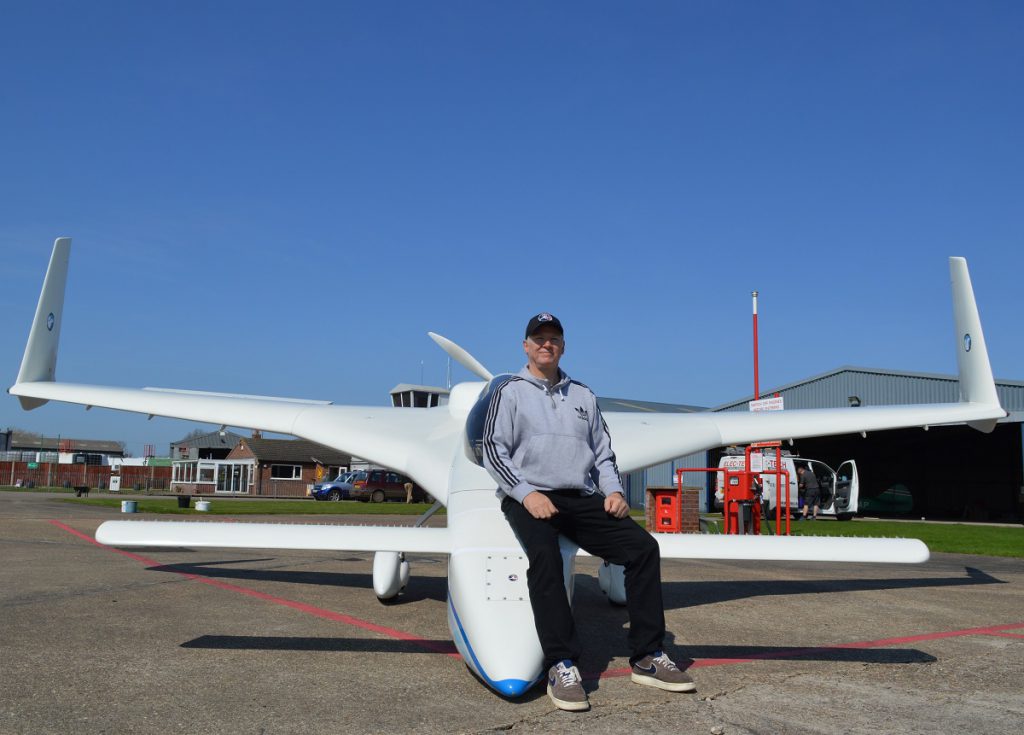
[172,461,197,483]
[198,463,216,483]
[270,464,302,480]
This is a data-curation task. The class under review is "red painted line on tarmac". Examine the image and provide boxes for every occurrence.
[592,621,1024,680]
[48,520,460,659]
[984,632,1024,639]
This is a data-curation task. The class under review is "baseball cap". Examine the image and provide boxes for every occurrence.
[525,312,564,338]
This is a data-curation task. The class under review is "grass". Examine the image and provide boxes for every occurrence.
[704,515,1023,558]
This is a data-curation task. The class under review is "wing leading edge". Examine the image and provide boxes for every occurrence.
[96,520,452,554]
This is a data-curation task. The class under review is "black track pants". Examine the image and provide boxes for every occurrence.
[501,490,666,668]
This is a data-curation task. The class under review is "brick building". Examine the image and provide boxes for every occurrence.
[170,434,351,498]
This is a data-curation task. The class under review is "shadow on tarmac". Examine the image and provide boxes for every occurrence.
[182,635,459,654]
[659,566,1004,610]
[180,633,933,665]
[147,558,449,603]
[146,558,1003,613]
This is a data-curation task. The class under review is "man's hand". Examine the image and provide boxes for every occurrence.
[523,491,558,520]
[604,492,630,519]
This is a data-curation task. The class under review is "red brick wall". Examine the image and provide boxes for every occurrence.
[645,486,701,534]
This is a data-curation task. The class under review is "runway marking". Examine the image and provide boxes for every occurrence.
[49,520,460,659]
[50,521,1022,681]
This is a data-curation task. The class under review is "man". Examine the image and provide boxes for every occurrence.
[798,465,821,520]
[482,312,695,711]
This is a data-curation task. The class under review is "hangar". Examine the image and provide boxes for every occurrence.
[615,367,1024,523]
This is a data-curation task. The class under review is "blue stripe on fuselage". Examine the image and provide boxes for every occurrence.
[447,591,540,698]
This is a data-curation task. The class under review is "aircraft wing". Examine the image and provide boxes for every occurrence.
[567,532,926,562]
[605,256,1006,475]
[96,519,451,553]
[648,533,928,563]
[605,401,1004,475]
[8,240,461,504]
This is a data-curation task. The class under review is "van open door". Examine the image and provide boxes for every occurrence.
[833,460,859,521]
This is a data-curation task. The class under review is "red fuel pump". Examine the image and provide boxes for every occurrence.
[722,467,759,534]
[677,441,791,536]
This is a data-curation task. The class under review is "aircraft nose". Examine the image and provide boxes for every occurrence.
[492,678,537,698]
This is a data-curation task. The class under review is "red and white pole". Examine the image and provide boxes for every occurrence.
[752,290,759,400]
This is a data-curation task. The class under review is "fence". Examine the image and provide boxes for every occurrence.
[0,462,171,491]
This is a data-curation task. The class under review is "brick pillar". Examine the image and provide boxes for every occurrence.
[680,486,700,533]
[645,490,657,531]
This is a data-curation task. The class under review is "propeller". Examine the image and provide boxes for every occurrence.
[428,332,494,381]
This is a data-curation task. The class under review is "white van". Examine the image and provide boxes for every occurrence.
[714,451,859,521]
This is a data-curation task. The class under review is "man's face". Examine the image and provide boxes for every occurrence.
[523,325,564,374]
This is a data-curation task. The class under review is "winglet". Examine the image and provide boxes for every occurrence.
[12,238,72,409]
[950,257,1003,432]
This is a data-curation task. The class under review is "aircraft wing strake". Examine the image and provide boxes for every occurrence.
[96,520,452,554]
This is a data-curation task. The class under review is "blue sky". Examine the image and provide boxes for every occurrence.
[2,1,1022,456]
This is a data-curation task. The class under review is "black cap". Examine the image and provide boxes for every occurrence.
[525,312,563,338]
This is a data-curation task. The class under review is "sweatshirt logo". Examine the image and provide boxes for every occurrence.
[575,406,589,422]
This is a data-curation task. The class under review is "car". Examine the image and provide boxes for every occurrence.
[311,472,356,501]
[347,469,431,503]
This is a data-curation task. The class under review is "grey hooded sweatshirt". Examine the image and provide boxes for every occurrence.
[482,366,625,504]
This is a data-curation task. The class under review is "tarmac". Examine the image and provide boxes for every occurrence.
[1,491,1021,735]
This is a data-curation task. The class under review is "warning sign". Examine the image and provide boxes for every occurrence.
[749,396,784,412]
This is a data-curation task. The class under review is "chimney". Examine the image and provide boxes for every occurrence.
[252,430,262,439]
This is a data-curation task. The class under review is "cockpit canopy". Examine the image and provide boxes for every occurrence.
[464,374,515,467]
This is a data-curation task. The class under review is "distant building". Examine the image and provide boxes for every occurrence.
[1,430,125,464]
[389,383,449,407]
[169,430,245,461]
[170,433,351,498]
[230,437,351,498]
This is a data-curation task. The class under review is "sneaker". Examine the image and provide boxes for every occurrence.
[631,651,696,692]
[547,660,589,711]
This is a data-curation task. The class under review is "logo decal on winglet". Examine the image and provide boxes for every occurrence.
[47,313,54,331]
[964,333,972,352]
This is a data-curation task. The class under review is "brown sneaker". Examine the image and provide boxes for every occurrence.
[546,660,590,711]
[630,651,696,692]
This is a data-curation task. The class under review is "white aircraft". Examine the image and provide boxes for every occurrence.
[10,239,1006,697]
